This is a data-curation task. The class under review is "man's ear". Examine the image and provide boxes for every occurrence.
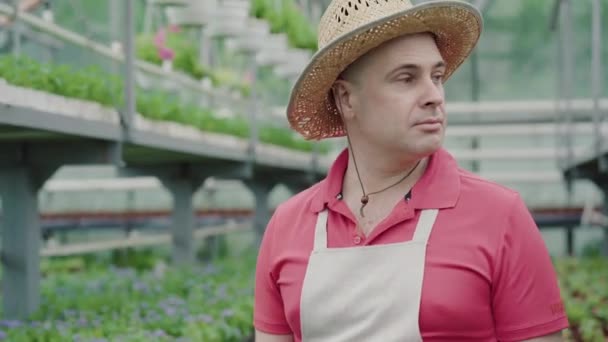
[332,79,357,121]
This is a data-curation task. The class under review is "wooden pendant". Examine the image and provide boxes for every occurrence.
[360,195,369,217]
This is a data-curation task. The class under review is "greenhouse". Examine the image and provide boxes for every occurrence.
[0,0,606,340]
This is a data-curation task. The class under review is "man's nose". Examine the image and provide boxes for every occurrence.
[420,79,444,109]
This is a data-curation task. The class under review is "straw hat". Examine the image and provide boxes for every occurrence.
[286,0,483,140]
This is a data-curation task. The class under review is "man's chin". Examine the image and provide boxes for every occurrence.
[412,139,443,158]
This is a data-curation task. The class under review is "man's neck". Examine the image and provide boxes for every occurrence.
[342,146,428,197]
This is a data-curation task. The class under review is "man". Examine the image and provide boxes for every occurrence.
[254,0,569,341]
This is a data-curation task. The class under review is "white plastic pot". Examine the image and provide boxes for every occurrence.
[255,33,289,66]
[165,7,209,26]
[207,6,248,37]
[42,10,54,23]
[230,19,270,53]
[274,49,312,78]
[162,60,173,72]
[0,81,120,124]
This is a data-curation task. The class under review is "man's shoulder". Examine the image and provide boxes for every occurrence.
[456,168,522,206]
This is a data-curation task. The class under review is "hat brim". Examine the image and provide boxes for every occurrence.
[286,1,483,140]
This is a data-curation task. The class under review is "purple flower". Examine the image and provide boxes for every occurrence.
[164,306,177,316]
[61,309,76,319]
[198,314,213,323]
[78,317,87,327]
[216,285,228,299]
[0,320,22,329]
[56,321,69,332]
[151,329,167,337]
[112,267,135,278]
[165,297,185,306]
[133,281,148,293]
[222,309,234,318]
[203,264,218,275]
[86,280,104,293]
[0,330,6,340]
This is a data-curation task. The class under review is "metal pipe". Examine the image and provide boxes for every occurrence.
[591,0,604,170]
[561,0,575,169]
[10,0,21,56]
[124,0,135,135]
[549,0,562,32]
[248,56,259,161]
[555,5,565,169]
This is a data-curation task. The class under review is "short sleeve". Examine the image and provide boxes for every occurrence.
[253,209,292,334]
[492,194,569,341]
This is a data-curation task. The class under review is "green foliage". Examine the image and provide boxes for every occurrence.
[0,55,123,107]
[469,0,608,101]
[251,0,273,20]
[260,126,330,153]
[136,33,213,81]
[135,32,255,97]
[555,257,608,341]
[111,248,162,271]
[135,34,162,65]
[0,55,327,153]
[1,251,256,341]
[197,236,231,262]
[281,0,318,51]
[250,0,317,51]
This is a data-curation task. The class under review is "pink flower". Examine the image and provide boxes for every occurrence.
[243,71,254,85]
[158,46,175,60]
[168,24,181,33]
[154,29,166,47]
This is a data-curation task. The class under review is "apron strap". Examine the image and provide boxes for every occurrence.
[313,209,329,251]
[412,209,439,243]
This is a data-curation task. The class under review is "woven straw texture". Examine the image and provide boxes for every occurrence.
[287,0,482,140]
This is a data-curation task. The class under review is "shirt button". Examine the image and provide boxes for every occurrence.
[353,236,362,244]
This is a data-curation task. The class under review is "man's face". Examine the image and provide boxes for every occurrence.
[336,33,447,158]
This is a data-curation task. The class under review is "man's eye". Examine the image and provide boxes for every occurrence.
[432,74,444,82]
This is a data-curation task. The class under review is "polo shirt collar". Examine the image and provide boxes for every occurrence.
[310,147,461,212]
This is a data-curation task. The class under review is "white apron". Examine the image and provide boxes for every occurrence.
[300,208,439,342]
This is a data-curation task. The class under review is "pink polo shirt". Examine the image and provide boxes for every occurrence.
[254,148,569,341]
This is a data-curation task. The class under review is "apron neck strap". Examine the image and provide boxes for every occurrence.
[313,209,329,250]
[412,209,439,243]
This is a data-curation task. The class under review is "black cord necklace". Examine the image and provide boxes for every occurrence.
[347,136,421,217]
